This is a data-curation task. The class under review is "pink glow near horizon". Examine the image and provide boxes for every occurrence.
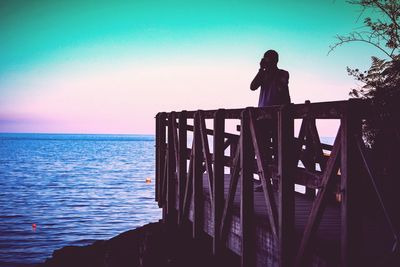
[0,55,352,136]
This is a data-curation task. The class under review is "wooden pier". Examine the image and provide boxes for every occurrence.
[154,100,398,267]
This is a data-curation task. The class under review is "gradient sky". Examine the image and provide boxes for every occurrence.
[0,0,386,134]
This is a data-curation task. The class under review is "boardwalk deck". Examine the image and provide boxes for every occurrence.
[156,100,398,267]
[175,174,341,266]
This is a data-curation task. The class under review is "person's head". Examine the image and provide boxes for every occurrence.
[263,50,279,67]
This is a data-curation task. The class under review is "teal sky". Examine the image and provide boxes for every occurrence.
[0,0,384,134]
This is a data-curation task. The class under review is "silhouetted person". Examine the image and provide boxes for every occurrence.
[250,50,290,107]
[250,51,290,192]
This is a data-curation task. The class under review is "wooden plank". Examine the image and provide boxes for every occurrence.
[162,153,168,211]
[292,99,369,119]
[296,117,315,198]
[193,112,204,239]
[308,117,327,171]
[244,105,276,120]
[157,113,167,206]
[294,117,308,171]
[340,103,362,267]
[213,109,225,255]
[240,108,255,267]
[230,139,238,176]
[184,108,244,119]
[167,113,177,224]
[178,111,187,225]
[248,108,278,239]
[199,111,214,201]
[292,100,349,119]
[297,118,307,146]
[304,118,316,198]
[162,154,168,221]
[295,116,317,197]
[294,128,341,267]
[176,122,239,140]
[220,145,240,242]
[171,112,179,170]
[161,99,368,120]
[278,104,295,267]
[182,143,193,221]
[155,113,160,202]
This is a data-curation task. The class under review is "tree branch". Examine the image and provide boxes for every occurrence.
[373,0,400,30]
[329,33,394,58]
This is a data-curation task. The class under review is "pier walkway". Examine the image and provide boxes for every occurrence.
[155,100,397,267]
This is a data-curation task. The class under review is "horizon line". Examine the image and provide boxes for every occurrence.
[0,131,155,135]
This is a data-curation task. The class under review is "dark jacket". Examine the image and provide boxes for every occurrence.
[250,68,290,107]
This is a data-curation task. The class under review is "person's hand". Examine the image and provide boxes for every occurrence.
[259,58,267,70]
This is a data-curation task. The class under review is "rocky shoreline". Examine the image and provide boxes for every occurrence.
[38,221,238,267]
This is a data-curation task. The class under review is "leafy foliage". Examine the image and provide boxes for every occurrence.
[348,55,400,146]
[331,0,400,147]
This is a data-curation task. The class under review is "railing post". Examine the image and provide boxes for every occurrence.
[230,140,238,176]
[167,112,177,224]
[304,101,316,199]
[305,118,316,199]
[157,113,167,207]
[213,109,225,256]
[278,104,295,267]
[193,111,204,239]
[340,100,363,267]
[240,108,255,267]
[178,111,187,225]
[156,113,160,202]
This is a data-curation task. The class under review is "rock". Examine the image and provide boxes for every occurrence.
[38,222,166,267]
[38,221,239,267]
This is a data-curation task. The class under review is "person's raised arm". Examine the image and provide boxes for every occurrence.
[250,58,266,91]
[250,68,265,91]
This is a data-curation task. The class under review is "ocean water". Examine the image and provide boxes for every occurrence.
[0,133,161,266]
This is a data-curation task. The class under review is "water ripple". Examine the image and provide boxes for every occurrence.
[0,133,161,265]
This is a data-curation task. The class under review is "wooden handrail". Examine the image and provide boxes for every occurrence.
[155,99,373,267]
[156,99,370,120]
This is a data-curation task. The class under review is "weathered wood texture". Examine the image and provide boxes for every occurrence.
[213,109,225,256]
[240,108,256,267]
[155,100,394,267]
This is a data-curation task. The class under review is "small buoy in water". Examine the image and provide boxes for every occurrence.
[145,177,152,183]
[32,224,37,230]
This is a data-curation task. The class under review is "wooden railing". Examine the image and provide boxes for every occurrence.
[154,99,396,267]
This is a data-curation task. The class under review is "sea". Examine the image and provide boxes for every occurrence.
[0,133,162,266]
[0,133,336,266]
